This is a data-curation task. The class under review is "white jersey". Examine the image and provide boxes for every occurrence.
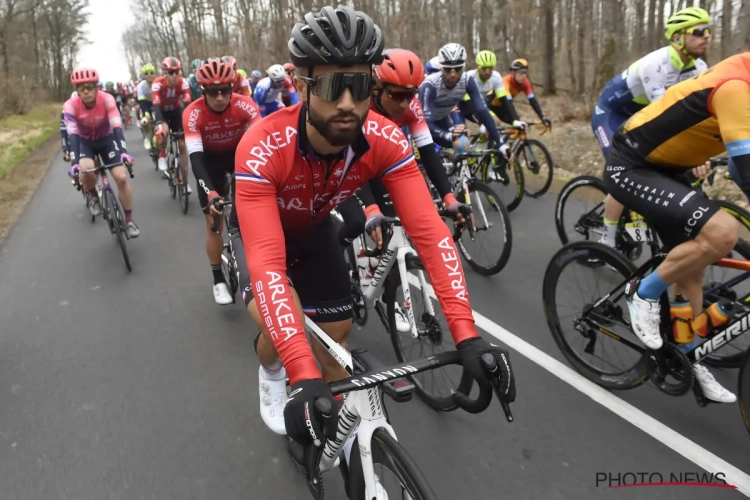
[466,69,504,97]
[137,80,152,101]
[624,46,708,105]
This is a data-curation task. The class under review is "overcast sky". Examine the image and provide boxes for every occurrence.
[76,0,134,82]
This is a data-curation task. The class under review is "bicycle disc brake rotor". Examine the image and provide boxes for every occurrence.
[351,285,368,326]
[419,312,443,345]
[644,343,694,396]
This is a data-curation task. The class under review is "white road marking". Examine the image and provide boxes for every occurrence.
[406,274,750,496]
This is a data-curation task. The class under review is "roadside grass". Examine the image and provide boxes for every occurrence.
[0,103,61,179]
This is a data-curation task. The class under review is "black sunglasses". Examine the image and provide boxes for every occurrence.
[685,26,711,38]
[166,70,180,76]
[300,72,375,102]
[203,85,232,98]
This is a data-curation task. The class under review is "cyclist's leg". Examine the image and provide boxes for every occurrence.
[198,152,233,301]
[166,109,191,191]
[593,107,632,246]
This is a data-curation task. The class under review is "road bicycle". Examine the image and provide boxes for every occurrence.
[439,147,513,276]
[73,158,135,272]
[164,129,190,214]
[287,313,513,499]
[332,210,479,412]
[542,213,750,435]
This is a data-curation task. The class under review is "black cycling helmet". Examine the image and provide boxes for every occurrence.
[288,5,384,67]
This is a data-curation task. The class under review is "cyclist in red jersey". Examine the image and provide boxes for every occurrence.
[152,56,192,191]
[234,5,515,450]
[183,58,261,305]
[221,55,251,97]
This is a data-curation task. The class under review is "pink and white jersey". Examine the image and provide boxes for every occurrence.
[62,91,122,140]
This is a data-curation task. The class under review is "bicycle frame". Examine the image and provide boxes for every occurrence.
[354,223,437,338]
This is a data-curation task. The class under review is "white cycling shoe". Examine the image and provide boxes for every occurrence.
[158,157,167,171]
[259,365,288,435]
[693,364,736,403]
[213,283,233,305]
[143,138,151,150]
[88,197,102,216]
[625,280,663,350]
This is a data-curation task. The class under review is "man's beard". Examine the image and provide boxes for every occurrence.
[307,105,366,147]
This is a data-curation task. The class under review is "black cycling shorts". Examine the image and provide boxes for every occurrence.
[603,156,720,251]
[138,100,153,117]
[196,151,234,211]
[235,216,352,322]
[162,108,183,134]
[77,133,121,165]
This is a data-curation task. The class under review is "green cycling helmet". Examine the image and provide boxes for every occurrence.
[191,58,202,70]
[237,69,247,78]
[475,50,497,68]
[105,81,114,88]
[141,63,156,75]
[665,7,710,41]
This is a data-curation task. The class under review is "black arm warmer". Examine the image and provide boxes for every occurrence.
[417,143,453,199]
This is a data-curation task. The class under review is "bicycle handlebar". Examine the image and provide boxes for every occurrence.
[210,199,233,233]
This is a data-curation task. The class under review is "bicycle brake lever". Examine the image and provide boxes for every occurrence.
[480,353,514,423]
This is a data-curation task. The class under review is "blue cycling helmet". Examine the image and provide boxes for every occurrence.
[97,81,104,87]
[425,56,441,74]
[251,70,262,79]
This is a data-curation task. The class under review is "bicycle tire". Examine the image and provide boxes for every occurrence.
[105,190,132,273]
[178,164,189,214]
[346,429,438,500]
[737,349,750,436]
[701,237,750,369]
[543,241,648,390]
[555,175,607,246]
[716,199,750,240]
[481,153,525,212]
[521,139,554,198]
[384,254,472,411]
[455,179,512,276]
[221,243,238,303]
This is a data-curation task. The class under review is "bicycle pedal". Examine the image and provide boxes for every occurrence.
[382,378,414,402]
[692,380,710,408]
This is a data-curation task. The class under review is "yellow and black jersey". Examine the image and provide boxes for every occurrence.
[612,52,750,169]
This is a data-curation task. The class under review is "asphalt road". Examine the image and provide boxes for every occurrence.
[0,124,747,499]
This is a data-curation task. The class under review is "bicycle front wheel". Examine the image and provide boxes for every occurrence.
[738,349,750,436]
[347,429,438,500]
[520,139,554,198]
[384,254,471,411]
[177,163,189,214]
[455,180,512,276]
[482,154,525,212]
[105,190,132,273]
[555,175,607,246]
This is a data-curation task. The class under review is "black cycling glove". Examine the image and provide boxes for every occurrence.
[284,378,338,447]
[457,337,516,411]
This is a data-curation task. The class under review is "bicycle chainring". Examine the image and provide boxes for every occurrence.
[644,343,694,396]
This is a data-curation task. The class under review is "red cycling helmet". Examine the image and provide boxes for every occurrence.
[221,55,238,71]
[70,67,100,85]
[161,57,181,72]
[283,62,296,74]
[375,49,424,89]
[196,58,235,86]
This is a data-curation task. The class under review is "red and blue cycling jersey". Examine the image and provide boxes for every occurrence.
[234,104,479,385]
[251,75,299,117]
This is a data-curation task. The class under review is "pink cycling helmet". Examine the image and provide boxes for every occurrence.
[70,68,100,85]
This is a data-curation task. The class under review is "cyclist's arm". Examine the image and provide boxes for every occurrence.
[151,81,165,123]
[235,143,321,385]
[713,80,750,198]
[105,94,128,154]
[379,149,478,344]
[491,75,521,123]
[638,62,667,103]
[60,111,69,154]
[418,81,453,148]
[62,101,81,166]
[183,106,214,195]
[239,77,251,97]
[253,84,269,116]
[407,98,454,199]
[180,78,192,105]
[466,77,502,145]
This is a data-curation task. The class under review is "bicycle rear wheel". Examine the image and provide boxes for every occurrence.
[543,241,649,390]
[738,349,750,436]
[177,163,189,214]
[716,199,750,243]
[346,429,438,500]
[520,139,554,198]
[104,190,132,272]
[555,175,607,245]
[482,154,525,212]
[384,255,472,411]
[455,179,512,276]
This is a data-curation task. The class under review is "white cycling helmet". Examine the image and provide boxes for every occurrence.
[70,91,78,99]
[438,43,467,66]
[267,64,286,82]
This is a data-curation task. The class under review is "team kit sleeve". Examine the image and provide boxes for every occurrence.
[638,61,667,103]
[62,100,81,165]
[234,124,322,385]
[104,93,128,154]
[181,78,192,104]
[406,98,454,199]
[151,80,164,123]
[712,79,750,192]
[375,122,479,345]
[182,103,216,197]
